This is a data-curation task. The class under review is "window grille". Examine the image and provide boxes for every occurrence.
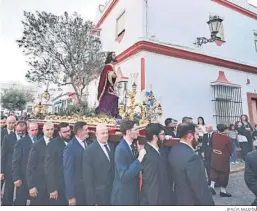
[212,85,243,126]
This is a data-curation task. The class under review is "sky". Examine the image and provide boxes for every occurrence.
[0,0,106,85]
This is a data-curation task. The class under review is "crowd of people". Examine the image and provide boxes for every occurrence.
[0,113,257,206]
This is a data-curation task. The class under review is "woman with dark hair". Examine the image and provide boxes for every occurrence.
[240,114,253,152]
[196,117,206,159]
[228,124,238,164]
[235,121,248,161]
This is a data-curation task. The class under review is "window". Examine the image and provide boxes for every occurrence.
[116,11,125,37]
[254,32,257,52]
[212,85,243,126]
[216,21,225,41]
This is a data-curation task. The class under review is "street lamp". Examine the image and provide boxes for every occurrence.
[194,15,223,47]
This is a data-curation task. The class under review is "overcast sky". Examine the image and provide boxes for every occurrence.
[0,0,105,85]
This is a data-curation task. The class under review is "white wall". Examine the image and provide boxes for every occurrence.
[143,51,257,126]
[144,0,257,66]
[97,0,144,54]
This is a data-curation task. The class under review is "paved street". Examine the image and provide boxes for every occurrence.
[213,171,255,206]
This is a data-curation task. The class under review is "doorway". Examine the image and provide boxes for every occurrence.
[247,92,257,124]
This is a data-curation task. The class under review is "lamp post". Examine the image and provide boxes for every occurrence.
[194,15,223,47]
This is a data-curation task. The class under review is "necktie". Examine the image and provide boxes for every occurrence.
[130,144,137,158]
[19,135,23,140]
[32,137,37,143]
[104,144,112,161]
[82,140,87,149]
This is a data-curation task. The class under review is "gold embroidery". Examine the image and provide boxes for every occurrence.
[213,149,222,155]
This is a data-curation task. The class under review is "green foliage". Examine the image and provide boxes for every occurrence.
[17,11,106,103]
[1,89,33,111]
[62,103,96,116]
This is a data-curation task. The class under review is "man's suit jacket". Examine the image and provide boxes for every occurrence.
[63,137,92,203]
[140,143,173,205]
[26,137,48,192]
[1,133,18,178]
[44,137,67,195]
[83,140,115,205]
[169,143,214,205]
[111,139,144,205]
[202,133,213,161]
[244,151,257,197]
[1,128,9,146]
[12,135,34,183]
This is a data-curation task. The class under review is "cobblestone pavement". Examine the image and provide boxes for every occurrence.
[230,161,245,173]
[213,172,255,206]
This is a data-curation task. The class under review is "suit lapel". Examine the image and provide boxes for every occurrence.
[95,141,111,166]
[73,137,84,150]
[122,139,134,160]
[57,137,66,148]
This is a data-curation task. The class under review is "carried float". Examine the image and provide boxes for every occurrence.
[32,72,178,146]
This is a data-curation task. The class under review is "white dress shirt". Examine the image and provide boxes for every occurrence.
[16,133,25,141]
[148,142,160,154]
[98,141,111,161]
[44,136,52,145]
[124,138,133,152]
[76,136,87,149]
[30,136,36,143]
[7,129,14,134]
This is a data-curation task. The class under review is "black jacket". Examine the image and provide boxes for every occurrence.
[244,151,257,197]
[1,133,18,178]
[140,143,173,205]
[26,137,48,191]
[83,140,115,205]
[44,137,67,194]
[169,143,214,205]
[12,135,34,182]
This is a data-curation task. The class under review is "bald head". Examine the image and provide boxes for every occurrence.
[96,124,109,144]
[205,125,213,133]
[6,115,16,130]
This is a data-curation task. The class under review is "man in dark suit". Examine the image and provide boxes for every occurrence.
[63,121,92,206]
[12,122,39,205]
[111,120,146,205]
[1,115,16,146]
[1,121,26,205]
[44,122,71,206]
[140,123,173,205]
[27,121,54,206]
[244,151,257,206]
[1,115,16,192]
[83,123,115,205]
[169,123,214,205]
[201,125,214,185]
[0,115,7,129]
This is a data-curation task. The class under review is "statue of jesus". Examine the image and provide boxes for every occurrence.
[95,52,120,118]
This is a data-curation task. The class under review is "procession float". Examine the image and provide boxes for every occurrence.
[32,52,178,146]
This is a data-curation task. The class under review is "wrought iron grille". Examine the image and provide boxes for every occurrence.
[212,85,243,126]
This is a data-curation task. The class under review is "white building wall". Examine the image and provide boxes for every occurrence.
[97,0,144,54]
[144,0,257,66]
[143,51,257,125]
